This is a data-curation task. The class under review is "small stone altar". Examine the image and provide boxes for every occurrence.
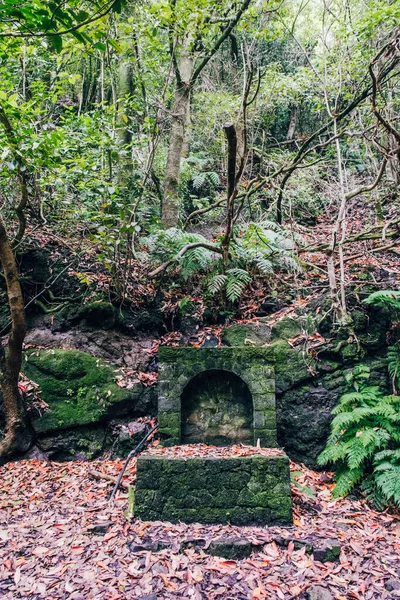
[135,446,292,525]
[135,346,293,525]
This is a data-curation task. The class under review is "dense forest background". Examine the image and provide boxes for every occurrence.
[0,0,400,495]
[1,2,400,598]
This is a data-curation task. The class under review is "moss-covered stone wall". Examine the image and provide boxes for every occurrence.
[135,453,292,525]
[158,346,276,447]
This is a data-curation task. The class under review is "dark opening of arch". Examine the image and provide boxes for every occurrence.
[181,370,253,445]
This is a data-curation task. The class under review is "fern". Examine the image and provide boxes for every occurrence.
[145,220,301,302]
[191,171,220,191]
[374,461,400,506]
[388,343,400,387]
[208,273,227,295]
[226,269,251,302]
[364,290,400,310]
[319,364,400,508]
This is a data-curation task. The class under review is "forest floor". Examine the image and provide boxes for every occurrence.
[1,453,399,600]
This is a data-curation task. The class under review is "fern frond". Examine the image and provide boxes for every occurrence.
[364,290,400,309]
[192,173,207,190]
[225,268,251,302]
[388,343,400,387]
[332,466,364,498]
[208,274,227,295]
[374,464,400,506]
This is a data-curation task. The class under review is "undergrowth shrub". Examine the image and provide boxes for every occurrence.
[319,290,400,508]
[143,221,301,301]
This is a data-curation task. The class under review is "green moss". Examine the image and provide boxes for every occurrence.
[222,324,270,347]
[135,454,292,525]
[272,340,314,392]
[271,317,302,341]
[75,301,116,328]
[23,349,131,433]
[158,346,275,363]
[158,412,180,429]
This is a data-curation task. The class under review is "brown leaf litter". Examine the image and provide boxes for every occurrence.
[0,452,399,600]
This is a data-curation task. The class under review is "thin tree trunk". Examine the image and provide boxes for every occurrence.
[222,123,237,270]
[286,105,297,141]
[0,217,32,460]
[162,82,190,226]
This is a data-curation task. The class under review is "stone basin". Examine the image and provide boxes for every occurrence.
[134,445,292,526]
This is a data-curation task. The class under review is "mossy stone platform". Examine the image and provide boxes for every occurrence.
[135,448,292,525]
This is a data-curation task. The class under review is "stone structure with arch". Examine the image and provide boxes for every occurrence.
[158,346,276,447]
[135,345,293,525]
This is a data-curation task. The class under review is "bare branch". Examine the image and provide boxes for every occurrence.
[148,242,222,278]
[191,0,252,84]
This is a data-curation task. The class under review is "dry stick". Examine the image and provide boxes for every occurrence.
[109,424,158,503]
[88,469,129,489]
[300,218,400,253]
[338,238,400,266]
[274,53,400,223]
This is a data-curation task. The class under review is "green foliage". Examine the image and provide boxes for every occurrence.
[208,268,252,302]
[145,221,300,301]
[319,362,400,508]
[143,228,215,279]
[0,0,125,42]
[364,290,400,311]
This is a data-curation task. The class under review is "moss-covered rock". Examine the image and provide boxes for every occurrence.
[74,302,117,329]
[273,340,315,393]
[23,349,135,433]
[271,317,302,341]
[222,323,271,347]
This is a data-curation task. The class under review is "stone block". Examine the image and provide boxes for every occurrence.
[135,454,292,525]
[254,428,277,447]
[253,411,266,428]
[158,394,179,413]
[253,393,275,410]
[158,411,180,429]
[208,535,252,559]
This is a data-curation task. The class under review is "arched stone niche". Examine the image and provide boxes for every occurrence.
[158,346,276,447]
[181,370,253,445]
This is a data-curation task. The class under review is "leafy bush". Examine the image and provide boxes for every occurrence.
[364,290,400,311]
[144,221,301,301]
[318,363,400,508]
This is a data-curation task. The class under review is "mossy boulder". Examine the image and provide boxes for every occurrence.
[222,323,271,347]
[68,301,117,329]
[23,349,135,433]
[271,317,302,341]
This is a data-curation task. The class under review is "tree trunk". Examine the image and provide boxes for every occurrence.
[161,82,190,227]
[221,123,237,270]
[286,105,297,142]
[162,44,193,227]
[0,217,32,460]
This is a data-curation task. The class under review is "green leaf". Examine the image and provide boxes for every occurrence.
[49,35,63,53]
[93,41,107,52]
